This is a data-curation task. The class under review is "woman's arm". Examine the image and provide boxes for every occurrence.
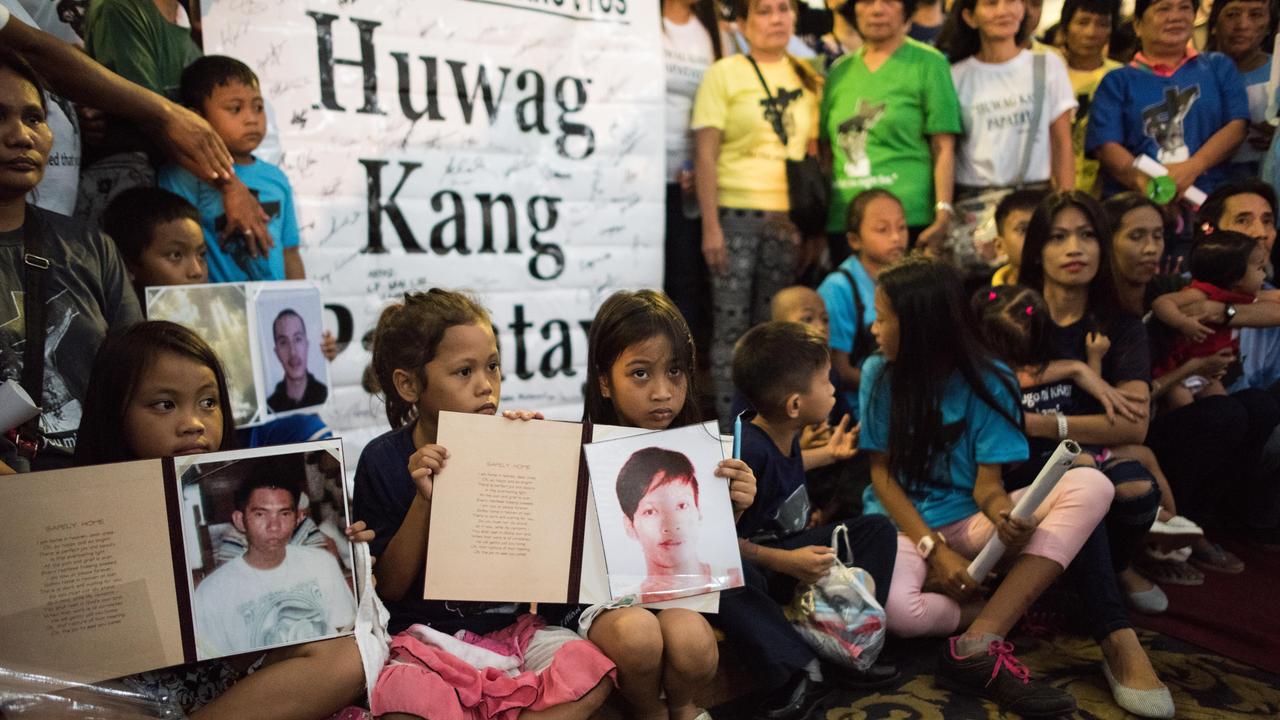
[1096,142,1146,192]
[1190,297,1280,328]
[917,133,956,254]
[1049,111,1075,190]
[1165,120,1248,196]
[1150,349,1233,400]
[695,127,728,276]
[1023,379,1150,445]
[868,451,933,544]
[1153,287,1213,340]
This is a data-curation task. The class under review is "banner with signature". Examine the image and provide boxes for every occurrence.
[202,0,663,452]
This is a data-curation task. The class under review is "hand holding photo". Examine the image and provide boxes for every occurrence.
[585,422,743,603]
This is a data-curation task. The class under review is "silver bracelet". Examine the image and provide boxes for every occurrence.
[1054,411,1069,441]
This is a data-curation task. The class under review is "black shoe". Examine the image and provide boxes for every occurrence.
[935,637,1077,718]
[825,660,901,691]
[755,673,827,720]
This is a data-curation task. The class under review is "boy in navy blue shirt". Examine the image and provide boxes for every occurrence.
[732,321,900,691]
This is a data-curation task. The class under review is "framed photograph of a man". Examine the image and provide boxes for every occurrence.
[174,441,356,661]
[583,422,743,604]
[252,285,330,417]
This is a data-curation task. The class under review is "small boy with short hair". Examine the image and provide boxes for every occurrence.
[100,186,208,301]
[732,320,899,683]
[159,55,305,283]
[990,188,1050,286]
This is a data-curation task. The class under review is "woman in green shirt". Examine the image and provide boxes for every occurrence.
[820,0,963,264]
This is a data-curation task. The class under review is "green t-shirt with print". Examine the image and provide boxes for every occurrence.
[820,38,961,231]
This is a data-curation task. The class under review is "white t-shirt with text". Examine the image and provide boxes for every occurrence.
[952,49,1076,187]
[664,16,715,181]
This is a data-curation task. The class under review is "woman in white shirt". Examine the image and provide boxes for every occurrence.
[937,0,1076,269]
[662,0,723,364]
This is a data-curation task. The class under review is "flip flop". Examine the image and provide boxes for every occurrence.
[1189,542,1245,574]
[1137,559,1205,586]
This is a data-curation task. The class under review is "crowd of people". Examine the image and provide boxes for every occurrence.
[1,0,1279,718]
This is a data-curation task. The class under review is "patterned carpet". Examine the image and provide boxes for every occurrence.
[712,630,1280,719]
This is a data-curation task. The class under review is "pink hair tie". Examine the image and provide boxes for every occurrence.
[988,291,998,301]
[1025,306,1035,316]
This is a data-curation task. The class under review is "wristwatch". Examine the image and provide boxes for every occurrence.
[935,201,955,215]
[1224,303,1237,323]
[916,533,942,559]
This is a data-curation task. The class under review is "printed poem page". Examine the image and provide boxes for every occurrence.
[0,460,184,683]
[426,412,583,603]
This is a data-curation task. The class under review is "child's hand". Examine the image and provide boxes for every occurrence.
[825,415,859,462]
[930,544,983,601]
[799,421,832,451]
[995,510,1037,554]
[1178,316,1213,343]
[785,545,836,584]
[1086,331,1111,362]
[407,444,449,502]
[716,458,756,513]
[1194,348,1235,380]
[321,330,338,361]
[1075,369,1147,424]
[344,520,374,545]
[501,409,544,421]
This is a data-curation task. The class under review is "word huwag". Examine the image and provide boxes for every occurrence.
[309,12,600,281]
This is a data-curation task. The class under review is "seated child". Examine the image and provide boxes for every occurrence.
[159,55,306,283]
[99,186,208,300]
[989,188,1049,286]
[863,258,1115,717]
[817,189,908,419]
[762,286,867,525]
[615,447,743,602]
[99,186,338,449]
[731,320,898,634]
[73,321,370,719]
[354,289,613,720]
[1152,230,1277,409]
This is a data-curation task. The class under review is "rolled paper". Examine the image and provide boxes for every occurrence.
[966,439,1082,581]
[1132,155,1208,210]
[0,379,39,433]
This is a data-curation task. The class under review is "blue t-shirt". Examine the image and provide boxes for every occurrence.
[858,354,1029,528]
[817,255,877,417]
[737,420,809,540]
[158,157,301,282]
[1086,52,1250,196]
[353,424,517,634]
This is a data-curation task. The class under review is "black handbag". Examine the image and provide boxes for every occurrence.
[747,56,827,236]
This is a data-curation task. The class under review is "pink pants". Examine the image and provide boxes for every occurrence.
[885,467,1114,638]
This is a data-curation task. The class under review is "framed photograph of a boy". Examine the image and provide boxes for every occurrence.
[584,422,744,604]
[252,285,330,417]
[174,441,357,661]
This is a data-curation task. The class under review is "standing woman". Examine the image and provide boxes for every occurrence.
[1052,0,1122,196]
[663,0,724,369]
[1207,0,1278,177]
[1087,0,1249,200]
[694,0,823,425]
[938,0,1077,270]
[820,0,962,263]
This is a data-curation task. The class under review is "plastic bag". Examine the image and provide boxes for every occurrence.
[0,665,185,718]
[783,524,887,672]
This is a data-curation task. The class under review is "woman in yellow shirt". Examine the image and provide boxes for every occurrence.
[693,0,822,426]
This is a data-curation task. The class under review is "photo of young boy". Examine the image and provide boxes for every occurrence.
[585,423,743,603]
